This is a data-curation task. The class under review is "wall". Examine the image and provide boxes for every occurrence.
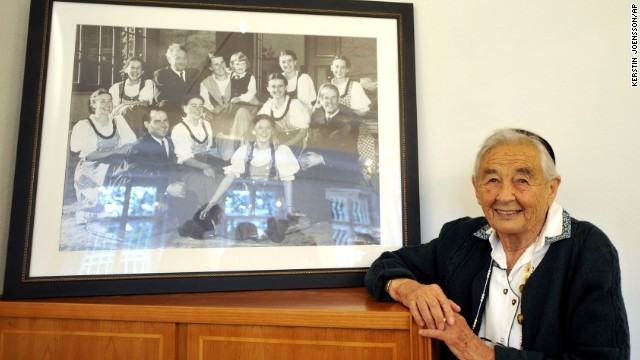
[1,0,637,358]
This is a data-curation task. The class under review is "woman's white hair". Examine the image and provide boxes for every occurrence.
[473,128,559,182]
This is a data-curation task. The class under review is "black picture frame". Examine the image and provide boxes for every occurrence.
[3,0,419,299]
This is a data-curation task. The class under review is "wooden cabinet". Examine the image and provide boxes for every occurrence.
[0,287,436,360]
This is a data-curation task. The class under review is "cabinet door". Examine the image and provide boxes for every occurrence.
[0,318,175,360]
[186,324,412,360]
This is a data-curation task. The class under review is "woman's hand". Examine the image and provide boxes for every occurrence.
[202,109,216,122]
[110,104,127,116]
[166,182,186,198]
[389,279,461,330]
[199,203,214,220]
[419,313,495,360]
[113,143,133,155]
[85,143,132,161]
[202,165,216,178]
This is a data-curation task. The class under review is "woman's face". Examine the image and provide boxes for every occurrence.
[91,93,113,115]
[125,60,144,81]
[183,97,205,119]
[267,79,287,99]
[254,119,275,143]
[210,56,227,77]
[331,59,349,79]
[472,142,560,241]
[279,55,296,74]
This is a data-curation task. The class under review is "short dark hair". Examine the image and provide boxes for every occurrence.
[267,72,288,86]
[253,113,276,128]
[331,55,351,68]
[181,94,205,106]
[279,49,298,61]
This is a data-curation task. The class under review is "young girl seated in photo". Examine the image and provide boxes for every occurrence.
[258,73,310,156]
[198,114,301,241]
[228,52,258,106]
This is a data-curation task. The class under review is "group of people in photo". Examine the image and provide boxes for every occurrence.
[69,42,379,244]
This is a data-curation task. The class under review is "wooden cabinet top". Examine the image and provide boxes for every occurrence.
[0,287,410,330]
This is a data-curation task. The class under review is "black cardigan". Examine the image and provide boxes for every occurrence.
[365,216,630,359]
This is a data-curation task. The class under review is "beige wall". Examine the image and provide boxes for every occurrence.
[1,1,638,357]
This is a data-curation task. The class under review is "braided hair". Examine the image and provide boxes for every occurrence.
[242,114,278,180]
[242,141,277,180]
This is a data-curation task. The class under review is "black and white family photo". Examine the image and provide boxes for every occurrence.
[60,25,382,251]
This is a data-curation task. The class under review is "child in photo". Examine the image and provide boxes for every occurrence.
[228,52,258,106]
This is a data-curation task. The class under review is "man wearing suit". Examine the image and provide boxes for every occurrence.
[154,43,201,127]
[128,107,198,225]
[299,84,376,184]
[294,83,379,227]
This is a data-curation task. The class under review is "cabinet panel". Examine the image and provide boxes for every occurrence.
[0,318,175,360]
[0,288,435,360]
[187,324,411,360]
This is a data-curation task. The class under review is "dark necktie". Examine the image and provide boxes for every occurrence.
[180,71,185,82]
[162,138,169,158]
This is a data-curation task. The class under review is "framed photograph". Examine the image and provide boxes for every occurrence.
[3,0,419,299]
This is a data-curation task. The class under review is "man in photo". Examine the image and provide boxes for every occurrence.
[154,43,201,127]
[127,107,198,227]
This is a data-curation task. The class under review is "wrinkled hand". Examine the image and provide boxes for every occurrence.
[419,312,494,360]
[391,279,461,330]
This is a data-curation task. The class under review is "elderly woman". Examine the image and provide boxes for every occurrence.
[258,73,310,156]
[279,49,316,113]
[329,55,371,116]
[365,128,629,359]
[70,89,137,224]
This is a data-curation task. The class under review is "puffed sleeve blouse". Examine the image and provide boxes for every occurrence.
[258,96,310,131]
[333,78,371,113]
[224,144,300,181]
[171,119,215,164]
[287,71,316,109]
[108,79,155,107]
[69,115,137,158]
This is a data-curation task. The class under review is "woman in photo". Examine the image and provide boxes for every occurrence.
[279,49,316,113]
[170,94,223,205]
[199,114,301,241]
[69,89,137,224]
[329,55,371,116]
[200,51,254,161]
[108,57,156,136]
[109,57,155,110]
[258,73,310,156]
